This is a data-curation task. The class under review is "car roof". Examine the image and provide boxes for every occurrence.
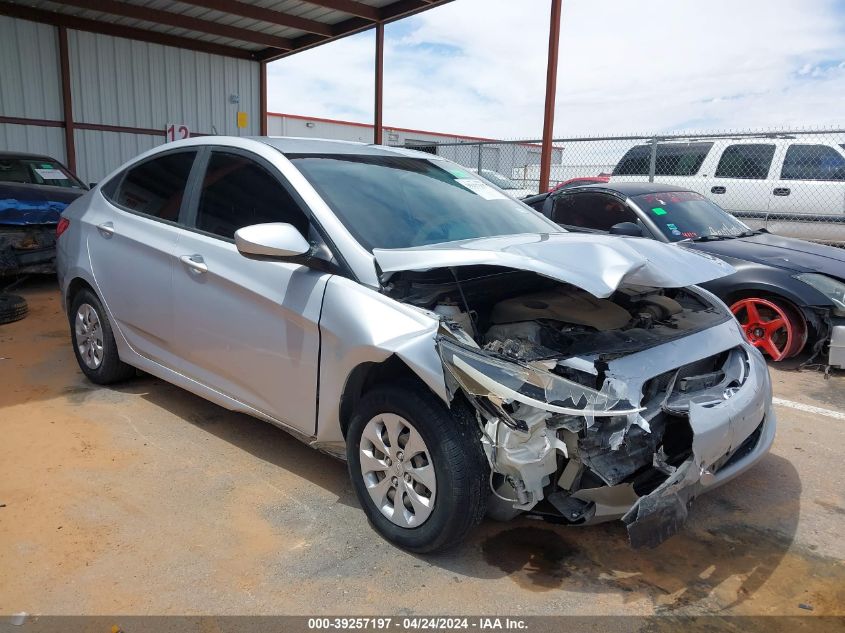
[568,182,694,196]
[0,151,57,161]
[251,136,440,159]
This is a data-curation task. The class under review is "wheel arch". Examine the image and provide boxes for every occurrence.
[339,355,441,440]
[65,276,97,316]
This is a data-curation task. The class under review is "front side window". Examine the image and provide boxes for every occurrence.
[288,154,558,250]
[552,193,637,231]
[632,191,748,241]
[715,144,775,179]
[781,144,845,181]
[112,151,196,220]
[0,156,85,189]
[613,142,712,176]
[195,151,309,240]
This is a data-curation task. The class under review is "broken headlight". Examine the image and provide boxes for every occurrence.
[438,338,643,417]
[794,273,845,317]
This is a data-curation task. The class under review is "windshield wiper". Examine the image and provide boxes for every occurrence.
[734,230,762,238]
[691,234,734,242]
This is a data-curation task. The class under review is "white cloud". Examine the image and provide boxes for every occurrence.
[267,0,845,139]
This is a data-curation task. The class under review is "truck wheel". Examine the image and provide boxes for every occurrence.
[346,384,489,553]
[730,296,807,361]
[0,293,28,324]
[69,288,135,384]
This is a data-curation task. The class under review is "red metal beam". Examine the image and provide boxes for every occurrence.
[539,0,562,194]
[0,2,256,59]
[260,62,268,135]
[299,0,380,21]
[57,26,77,174]
[173,0,334,37]
[0,116,63,128]
[374,21,384,145]
[55,0,292,50]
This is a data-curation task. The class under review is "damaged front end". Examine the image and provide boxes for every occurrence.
[382,259,774,548]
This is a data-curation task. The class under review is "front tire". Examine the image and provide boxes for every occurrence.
[69,288,135,384]
[346,384,488,553]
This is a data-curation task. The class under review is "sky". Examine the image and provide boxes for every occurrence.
[266,0,845,140]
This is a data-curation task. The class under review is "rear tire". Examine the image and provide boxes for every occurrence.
[69,288,135,384]
[346,384,489,553]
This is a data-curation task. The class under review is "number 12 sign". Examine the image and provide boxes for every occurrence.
[166,124,190,142]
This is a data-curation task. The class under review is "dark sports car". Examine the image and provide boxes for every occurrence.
[0,151,87,275]
[523,182,845,368]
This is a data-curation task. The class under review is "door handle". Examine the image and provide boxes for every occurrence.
[711,186,726,194]
[180,254,208,274]
[96,221,115,236]
[773,187,791,196]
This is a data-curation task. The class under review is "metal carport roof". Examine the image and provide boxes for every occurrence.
[0,0,452,62]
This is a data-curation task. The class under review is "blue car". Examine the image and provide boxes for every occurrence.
[0,151,87,275]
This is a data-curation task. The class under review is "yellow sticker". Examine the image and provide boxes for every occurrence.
[237,111,248,128]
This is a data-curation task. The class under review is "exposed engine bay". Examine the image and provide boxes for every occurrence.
[384,266,763,547]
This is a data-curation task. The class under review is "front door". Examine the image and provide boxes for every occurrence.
[171,149,329,435]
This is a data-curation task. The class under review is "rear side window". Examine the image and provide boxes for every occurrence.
[553,193,637,231]
[781,145,845,181]
[613,142,712,176]
[111,151,196,220]
[194,151,309,240]
[714,144,775,179]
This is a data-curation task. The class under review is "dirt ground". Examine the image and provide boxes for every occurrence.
[1,277,844,618]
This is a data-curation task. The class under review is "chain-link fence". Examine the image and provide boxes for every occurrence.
[400,128,845,245]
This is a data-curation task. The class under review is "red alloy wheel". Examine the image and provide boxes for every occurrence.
[730,297,807,361]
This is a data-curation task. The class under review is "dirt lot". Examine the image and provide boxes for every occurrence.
[1,278,844,618]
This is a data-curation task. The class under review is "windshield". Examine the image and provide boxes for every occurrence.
[632,191,750,242]
[0,157,84,189]
[480,169,520,190]
[288,154,559,250]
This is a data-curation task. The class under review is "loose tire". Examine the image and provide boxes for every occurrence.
[69,288,135,384]
[346,384,488,553]
[0,293,28,325]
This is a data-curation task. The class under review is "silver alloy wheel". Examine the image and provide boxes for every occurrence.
[74,303,104,369]
[359,413,437,528]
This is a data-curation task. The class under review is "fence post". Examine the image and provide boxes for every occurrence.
[648,136,658,183]
[476,143,483,174]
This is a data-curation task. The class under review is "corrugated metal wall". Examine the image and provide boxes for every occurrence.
[1,16,261,184]
[69,31,259,136]
[0,15,65,161]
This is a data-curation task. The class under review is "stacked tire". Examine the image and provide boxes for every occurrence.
[0,293,27,325]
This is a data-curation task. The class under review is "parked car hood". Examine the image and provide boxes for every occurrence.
[688,232,845,280]
[0,182,84,225]
[374,233,734,298]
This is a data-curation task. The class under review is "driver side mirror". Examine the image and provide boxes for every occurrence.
[235,223,310,258]
[609,221,643,237]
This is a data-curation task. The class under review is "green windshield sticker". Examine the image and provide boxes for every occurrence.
[447,167,471,178]
[40,163,54,169]
[667,223,678,230]
[652,207,667,216]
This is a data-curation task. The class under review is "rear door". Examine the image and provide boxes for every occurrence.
[707,142,776,229]
[90,149,197,368]
[171,148,330,435]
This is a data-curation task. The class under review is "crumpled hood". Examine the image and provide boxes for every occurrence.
[374,233,734,298]
[690,232,845,280]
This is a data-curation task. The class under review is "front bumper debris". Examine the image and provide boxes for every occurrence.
[0,225,57,275]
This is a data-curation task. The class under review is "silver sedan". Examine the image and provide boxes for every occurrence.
[56,136,775,552]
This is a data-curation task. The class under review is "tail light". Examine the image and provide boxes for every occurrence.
[56,217,70,238]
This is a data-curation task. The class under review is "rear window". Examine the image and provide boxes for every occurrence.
[0,156,85,189]
[108,151,196,220]
[613,142,713,176]
[781,144,845,181]
[715,144,775,179]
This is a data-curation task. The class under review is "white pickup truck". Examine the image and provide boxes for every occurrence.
[609,137,845,244]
